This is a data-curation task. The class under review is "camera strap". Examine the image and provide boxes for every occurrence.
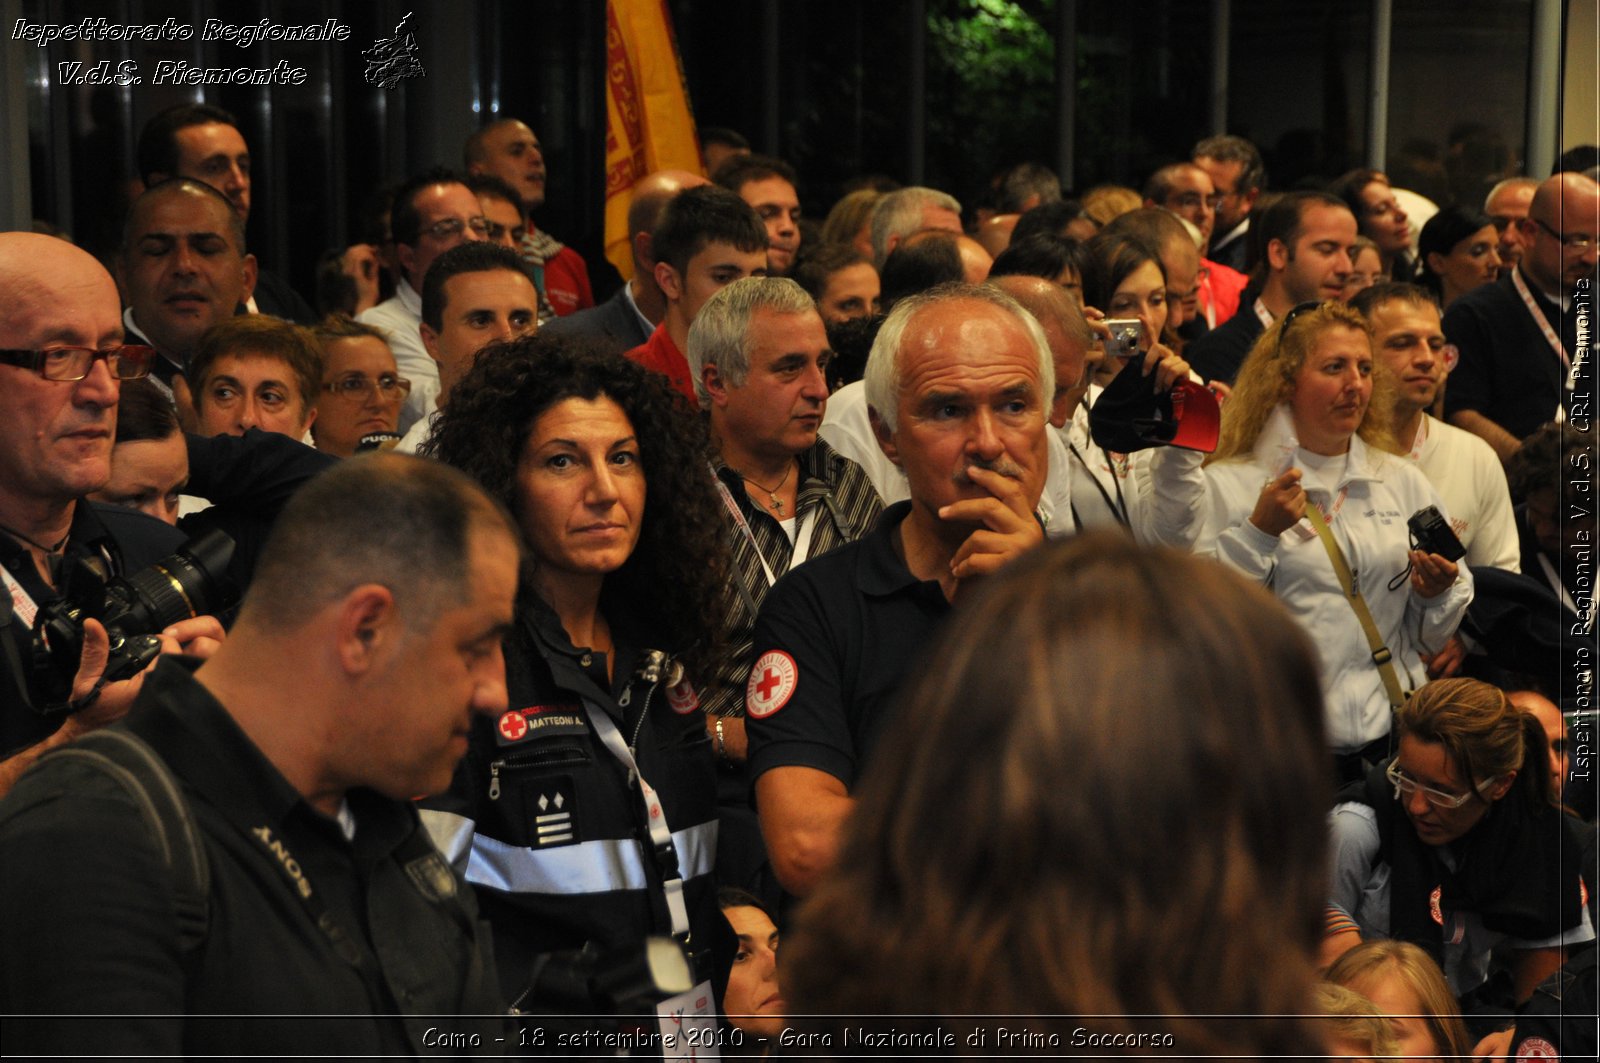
[582,699,694,941]
[0,562,40,628]
[1305,504,1407,710]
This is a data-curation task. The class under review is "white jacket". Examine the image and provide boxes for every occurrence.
[1197,407,1474,750]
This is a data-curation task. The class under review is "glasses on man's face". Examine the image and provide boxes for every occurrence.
[1385,761,1495,809]
[1532,218,1598,253]
[321,373,412,404]
[0,344,157,381]
[419,216,491,241]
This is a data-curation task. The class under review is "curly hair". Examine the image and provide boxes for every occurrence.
[1208,300,1400,464]
[422,334,730,679]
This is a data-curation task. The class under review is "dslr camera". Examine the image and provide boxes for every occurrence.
[27,529,238,714]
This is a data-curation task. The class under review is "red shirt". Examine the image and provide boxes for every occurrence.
[625,324,697,407]
[1200,257,1248,327]
[543,244,595,317]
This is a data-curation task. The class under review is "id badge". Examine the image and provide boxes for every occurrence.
[657,979,720,1061]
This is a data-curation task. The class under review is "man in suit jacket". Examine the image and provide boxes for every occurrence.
[542,169,708,355]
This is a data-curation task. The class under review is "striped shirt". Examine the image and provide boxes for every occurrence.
[703,439,884,718]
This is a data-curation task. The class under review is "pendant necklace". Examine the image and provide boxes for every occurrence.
[741,462,794,515]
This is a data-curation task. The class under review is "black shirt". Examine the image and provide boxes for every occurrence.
[744,501,953,790]
[0,658,506,1057]
[1186,304,1265,387]
[0,501,185,754]
[1442,268,1575,439]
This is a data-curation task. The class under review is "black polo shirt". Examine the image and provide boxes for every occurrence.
[1442,268,1574,439]
[0,658,505,1057]
[744,501,952,790]
[1,501,185,755]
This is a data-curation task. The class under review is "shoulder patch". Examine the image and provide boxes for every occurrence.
[746,650,797,719]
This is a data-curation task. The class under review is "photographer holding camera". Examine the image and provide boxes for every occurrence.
[0,233,224,798]
[1195,300,1473,783]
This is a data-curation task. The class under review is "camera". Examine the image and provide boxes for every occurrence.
[28,529,238,714]
[1407,505,1466,562]
[1103,318,1145,360]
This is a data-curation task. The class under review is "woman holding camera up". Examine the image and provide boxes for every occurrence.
[419,335,733,1011]
[1196,300,1472,781]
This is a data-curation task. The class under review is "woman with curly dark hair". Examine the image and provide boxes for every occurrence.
[418,332,735,1012]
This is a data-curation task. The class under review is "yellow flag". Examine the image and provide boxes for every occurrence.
[604,0,704,281]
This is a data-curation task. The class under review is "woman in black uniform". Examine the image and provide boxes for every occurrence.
[421,334,733,1012]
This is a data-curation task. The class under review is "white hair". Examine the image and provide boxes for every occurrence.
[863,281,1055,434]
[869,186,962,268]
[685,276,818,409]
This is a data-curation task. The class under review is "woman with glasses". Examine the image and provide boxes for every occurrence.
[1196,301,1472,780]
[418,334,733,1010]
[1327,678,1593,1010]
[310,316,410,456]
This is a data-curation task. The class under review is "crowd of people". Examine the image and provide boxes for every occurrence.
[0,100,1595,1058]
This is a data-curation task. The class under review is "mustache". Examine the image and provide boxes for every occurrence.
[952,457,1024,485]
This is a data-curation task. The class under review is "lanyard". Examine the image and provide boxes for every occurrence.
[581,696,693,940]
[1407,417,1428,463]
[1510,268,1577,390]
[0,563,38,628]
[1253,296,1275,329]
[710,466,819,587]
[1066,441,1129,527]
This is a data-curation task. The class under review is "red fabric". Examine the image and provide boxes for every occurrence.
[1200,257,1248,327]
[543,244,595,317]
[625,324,697,406]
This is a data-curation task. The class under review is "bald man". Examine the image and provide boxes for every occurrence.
[1444,171,1600,458]
[0,233,221,797]
[464,117,594,317]
[541,168,709,354]
[1485,176,1538,278]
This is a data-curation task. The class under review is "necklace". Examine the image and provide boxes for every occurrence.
[0,521,69,556]
[740,462,794,515]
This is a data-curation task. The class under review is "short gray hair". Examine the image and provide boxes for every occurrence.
[864,281,1055,433]
[869,186,962,268]
[685,275,819,409]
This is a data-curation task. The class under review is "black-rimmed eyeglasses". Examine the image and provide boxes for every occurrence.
[0,345,157,381]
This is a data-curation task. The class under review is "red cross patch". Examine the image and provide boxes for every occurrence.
[1516,1036,1559,1059]
[746,650,797,718]
[666,679,700,714]
[498,710,529,741]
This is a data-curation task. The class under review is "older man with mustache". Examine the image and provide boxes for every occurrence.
[744,282,1053,898]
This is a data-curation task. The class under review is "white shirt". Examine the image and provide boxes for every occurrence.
[1196,406,1475,749]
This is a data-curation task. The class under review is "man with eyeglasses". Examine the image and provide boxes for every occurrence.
[1444,171,1600,460]
[1193,135,1266,276]
[357,168,490,436]
[1144,163,1248,331]
[464,117,595,319]
[0,232,224,799]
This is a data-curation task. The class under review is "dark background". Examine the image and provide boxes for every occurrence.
[12,0,1551,302]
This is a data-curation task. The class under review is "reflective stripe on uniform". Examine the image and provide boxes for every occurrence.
[419,809,478,870]
[463,819,718,896]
